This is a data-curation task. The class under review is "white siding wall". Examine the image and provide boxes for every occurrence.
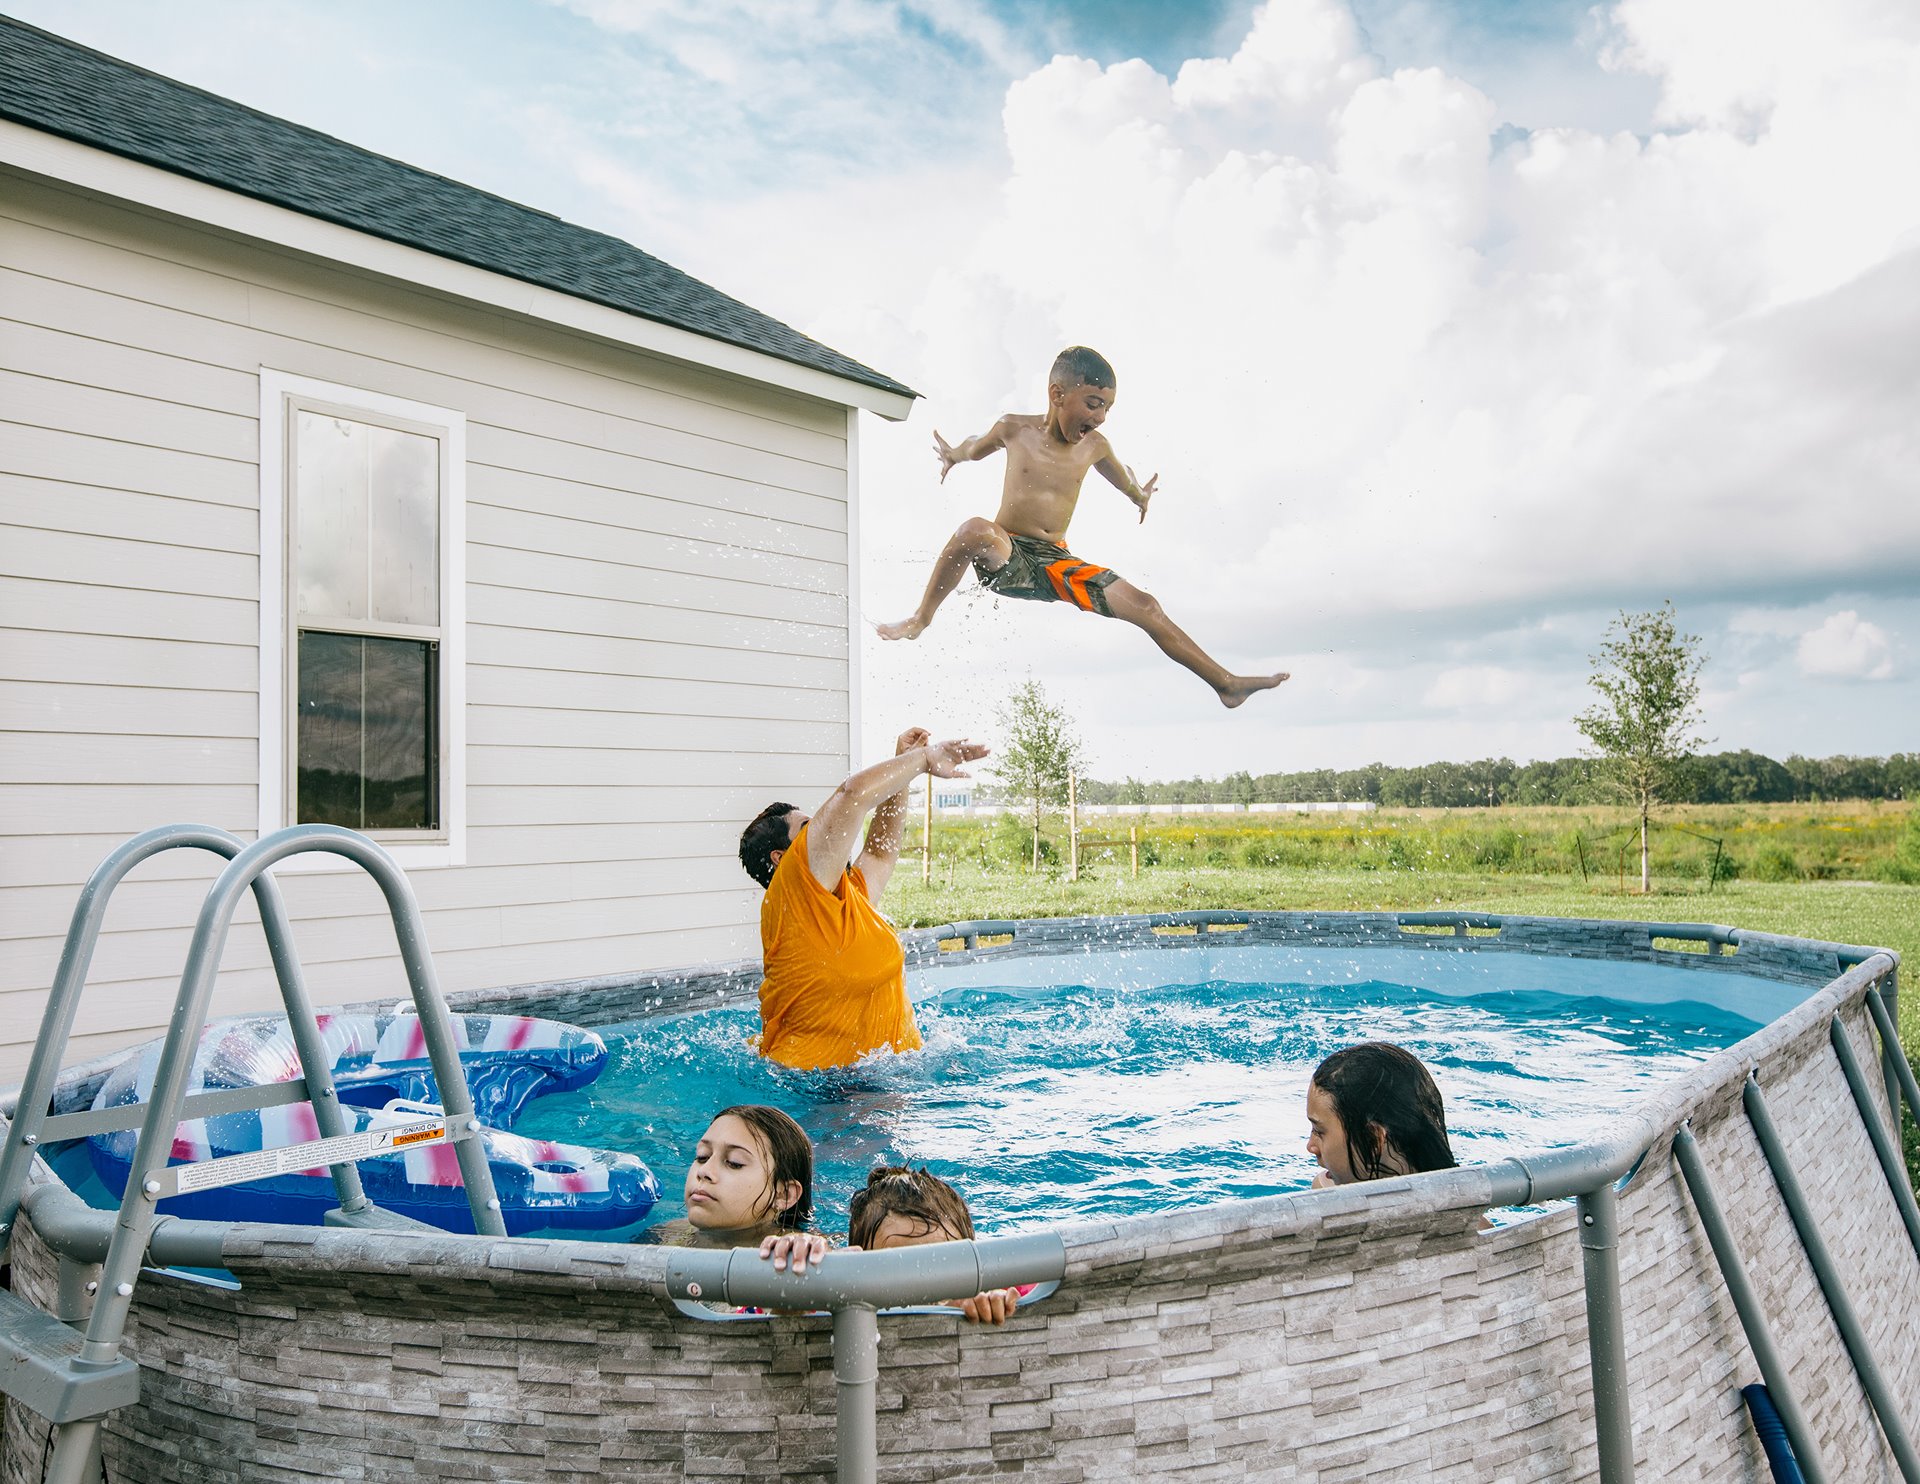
[0,167,854,1084]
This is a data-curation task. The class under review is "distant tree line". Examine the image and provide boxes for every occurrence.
[1069,752,1920,810]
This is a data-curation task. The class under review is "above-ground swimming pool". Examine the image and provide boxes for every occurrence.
[514,943,1788,1237]
[5,902,1917,1484]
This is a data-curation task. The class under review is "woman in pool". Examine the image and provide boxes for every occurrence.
[1306,1042,1460,1187]
[640,1104,815,1251]
[737,725,987,1071]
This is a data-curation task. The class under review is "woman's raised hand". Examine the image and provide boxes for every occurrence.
[924,739,989,779]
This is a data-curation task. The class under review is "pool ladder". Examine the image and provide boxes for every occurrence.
[0,823,505,1484]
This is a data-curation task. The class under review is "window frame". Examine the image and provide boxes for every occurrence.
[258,370,467,869]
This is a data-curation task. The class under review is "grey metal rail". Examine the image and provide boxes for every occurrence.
[1830,1016,1920,1261]
[665,1234,1068,1484]
[1,824,507,1484]
[1865,982,1920,1142]
[1671,1123,1828,1483]
[0,825,373,1265]
[1744,1073,1920,1482]
[1576,1185,1634,1480]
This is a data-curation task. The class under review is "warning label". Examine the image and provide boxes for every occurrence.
[162,1116,449,1196]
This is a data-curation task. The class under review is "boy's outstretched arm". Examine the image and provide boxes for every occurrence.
[932,416,1013,483]
[1092,440,1158,522]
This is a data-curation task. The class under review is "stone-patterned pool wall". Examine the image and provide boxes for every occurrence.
[4,916,1914,1482]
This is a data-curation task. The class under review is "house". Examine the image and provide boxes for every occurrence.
[0,17,914,1084]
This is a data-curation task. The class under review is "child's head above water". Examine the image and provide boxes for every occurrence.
[1307,1042,1459,1185]
[847,1165,975,1250]
[684,1105,813,1234]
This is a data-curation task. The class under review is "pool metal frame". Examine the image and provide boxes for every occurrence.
[0,824,510,1484]
[0,830,1913,1483]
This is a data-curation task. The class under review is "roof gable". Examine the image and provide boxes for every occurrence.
[0,15,915,403]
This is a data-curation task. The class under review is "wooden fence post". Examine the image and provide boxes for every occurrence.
[1130,824,1139,879]
[1068,771,1080,883]
[922,778,932,885]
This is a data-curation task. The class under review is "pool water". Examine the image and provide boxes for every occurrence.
[512,970,1764,1238]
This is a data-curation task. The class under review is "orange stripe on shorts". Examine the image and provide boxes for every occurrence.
[1045,558,1078,603]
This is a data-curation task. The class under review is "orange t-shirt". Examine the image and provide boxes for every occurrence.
[756,823,921,1070]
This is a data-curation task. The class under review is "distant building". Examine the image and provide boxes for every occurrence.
[0,18,914,1083]
[930,780,977,812]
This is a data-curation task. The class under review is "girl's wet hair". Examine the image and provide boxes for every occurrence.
[739,802,798,888]
[714,1103,813,1230]
[1310,1042,1458,1182]
[847,1165,974,1250]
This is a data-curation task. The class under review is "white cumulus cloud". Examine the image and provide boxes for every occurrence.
[548,0,1920,771]
[1796,610,1896,680]
[1423,666,1528,710]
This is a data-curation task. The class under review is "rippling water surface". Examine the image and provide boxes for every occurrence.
[513,973,1762,1237]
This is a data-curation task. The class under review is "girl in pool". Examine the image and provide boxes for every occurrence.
[760,1165,1028,1320]
[640,1104,816,1253]
[1306,1042,1460,1187]
[846,1166,1025,1324]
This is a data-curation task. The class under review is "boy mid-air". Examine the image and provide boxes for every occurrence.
[876,346,1288,708]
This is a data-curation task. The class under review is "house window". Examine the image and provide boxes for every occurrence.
[260,373,465,866]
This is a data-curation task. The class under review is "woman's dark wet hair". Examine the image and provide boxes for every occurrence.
[739,802,798,888]
[1311,1042,1458,1182]
[1050,344,1114,390]
[715,1103,814,1230]
[847,1165,975,1250]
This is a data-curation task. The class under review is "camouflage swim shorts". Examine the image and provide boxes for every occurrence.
[972,533,1121,617]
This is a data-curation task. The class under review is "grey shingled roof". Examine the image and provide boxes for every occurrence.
[0,15,915,401]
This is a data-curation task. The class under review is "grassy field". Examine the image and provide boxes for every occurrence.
[918,798,1916,885]
[893,801,1920,1080]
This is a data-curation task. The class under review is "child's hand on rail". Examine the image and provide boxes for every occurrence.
[759,1232,831,1274]
[952,1287,1020,1325]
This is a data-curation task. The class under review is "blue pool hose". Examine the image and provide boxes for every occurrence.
[1743,1383,1807,1484]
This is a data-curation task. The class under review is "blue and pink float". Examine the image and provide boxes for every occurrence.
[86,1010,659,1237]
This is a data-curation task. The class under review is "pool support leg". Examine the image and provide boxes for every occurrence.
[1830,1016,1920,1262]
[835,1302,879,1484]
[1577,1182,1635,1484]
[1671,1124,1828,1484]
[1744,1073,1920,1482]
[1864,981,1920,1147]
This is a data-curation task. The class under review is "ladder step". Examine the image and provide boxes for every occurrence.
[0,1289,141,1424]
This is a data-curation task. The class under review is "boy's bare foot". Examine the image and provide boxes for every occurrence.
[876,615,930,641]
[1217,672,1290,709]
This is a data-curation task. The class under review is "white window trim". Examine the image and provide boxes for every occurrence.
[258,369,467,870]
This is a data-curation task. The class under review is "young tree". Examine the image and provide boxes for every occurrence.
[990,679,1086,871]
[1575,602,1710,893]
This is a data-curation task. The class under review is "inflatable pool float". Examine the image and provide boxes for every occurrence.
[86,1011,658,1237]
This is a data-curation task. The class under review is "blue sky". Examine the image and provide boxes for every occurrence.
[10,0,1915,778]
